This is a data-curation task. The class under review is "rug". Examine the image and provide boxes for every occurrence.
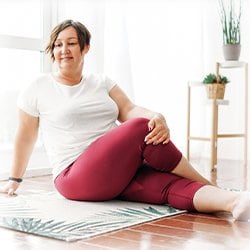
[0,191,186,242]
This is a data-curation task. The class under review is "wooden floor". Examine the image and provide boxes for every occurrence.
[0,159,250,250]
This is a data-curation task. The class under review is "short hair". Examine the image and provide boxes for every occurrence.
[45,19,91,61]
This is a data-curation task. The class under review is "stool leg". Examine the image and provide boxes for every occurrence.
[214,103,218,166]
[211,99,218,171]
[187,84,191,160]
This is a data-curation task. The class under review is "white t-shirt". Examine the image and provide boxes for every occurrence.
[17,73,118,179]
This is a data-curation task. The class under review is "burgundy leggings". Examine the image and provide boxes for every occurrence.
[55,118,204,211]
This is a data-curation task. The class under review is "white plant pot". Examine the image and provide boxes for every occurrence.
[223,44,241,61]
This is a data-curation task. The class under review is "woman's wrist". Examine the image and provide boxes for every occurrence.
[154,113,166,123]
[8,177,23,183]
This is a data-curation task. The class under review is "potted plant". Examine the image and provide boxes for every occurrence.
[202,73,229,99]
[218,0,242,60]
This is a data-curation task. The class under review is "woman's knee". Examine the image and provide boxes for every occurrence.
[106,118,149,143]
[126,117,149,127]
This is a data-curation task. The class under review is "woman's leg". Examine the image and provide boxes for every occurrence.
[193,185,250,221]
[120,166,250,221]
[55,118,209,201]
[119,165,204,211]
[171,156,212,185]
[55,117,184,200]
[55,118,150,200]
[54,117,250,220]
[141,135,210,185]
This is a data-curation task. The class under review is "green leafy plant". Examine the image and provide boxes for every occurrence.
[202,73,229,84]
[218,0,241,44]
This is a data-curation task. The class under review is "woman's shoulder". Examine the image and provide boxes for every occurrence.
[86,73,116,89]
[85,73,108,82]
[19,74,53,97]
[25,73,53,91]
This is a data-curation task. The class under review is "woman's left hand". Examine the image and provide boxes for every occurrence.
[144,114,170,145]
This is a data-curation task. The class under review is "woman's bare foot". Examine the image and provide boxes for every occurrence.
[232,192,250,221]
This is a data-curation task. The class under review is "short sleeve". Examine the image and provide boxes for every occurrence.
[104,76,117,92]
[17,81,39,117]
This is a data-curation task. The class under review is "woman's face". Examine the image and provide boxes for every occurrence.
[53,26,88,70]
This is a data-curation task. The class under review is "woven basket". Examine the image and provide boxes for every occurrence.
[206,83,226,99]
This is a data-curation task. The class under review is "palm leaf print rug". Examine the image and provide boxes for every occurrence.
[0,191,185,242]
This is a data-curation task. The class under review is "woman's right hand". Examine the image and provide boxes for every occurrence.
[0,180,20,196]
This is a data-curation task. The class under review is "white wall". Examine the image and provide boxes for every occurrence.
[0,0,249,179]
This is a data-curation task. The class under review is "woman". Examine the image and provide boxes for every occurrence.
[0,20,249,221]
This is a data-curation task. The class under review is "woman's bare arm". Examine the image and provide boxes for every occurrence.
[109,85,170,144]
[0,109,39,195]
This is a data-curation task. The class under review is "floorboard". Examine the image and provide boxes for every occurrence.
[0,159,249,250]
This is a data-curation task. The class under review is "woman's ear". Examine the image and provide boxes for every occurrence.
[82,44,90,55]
